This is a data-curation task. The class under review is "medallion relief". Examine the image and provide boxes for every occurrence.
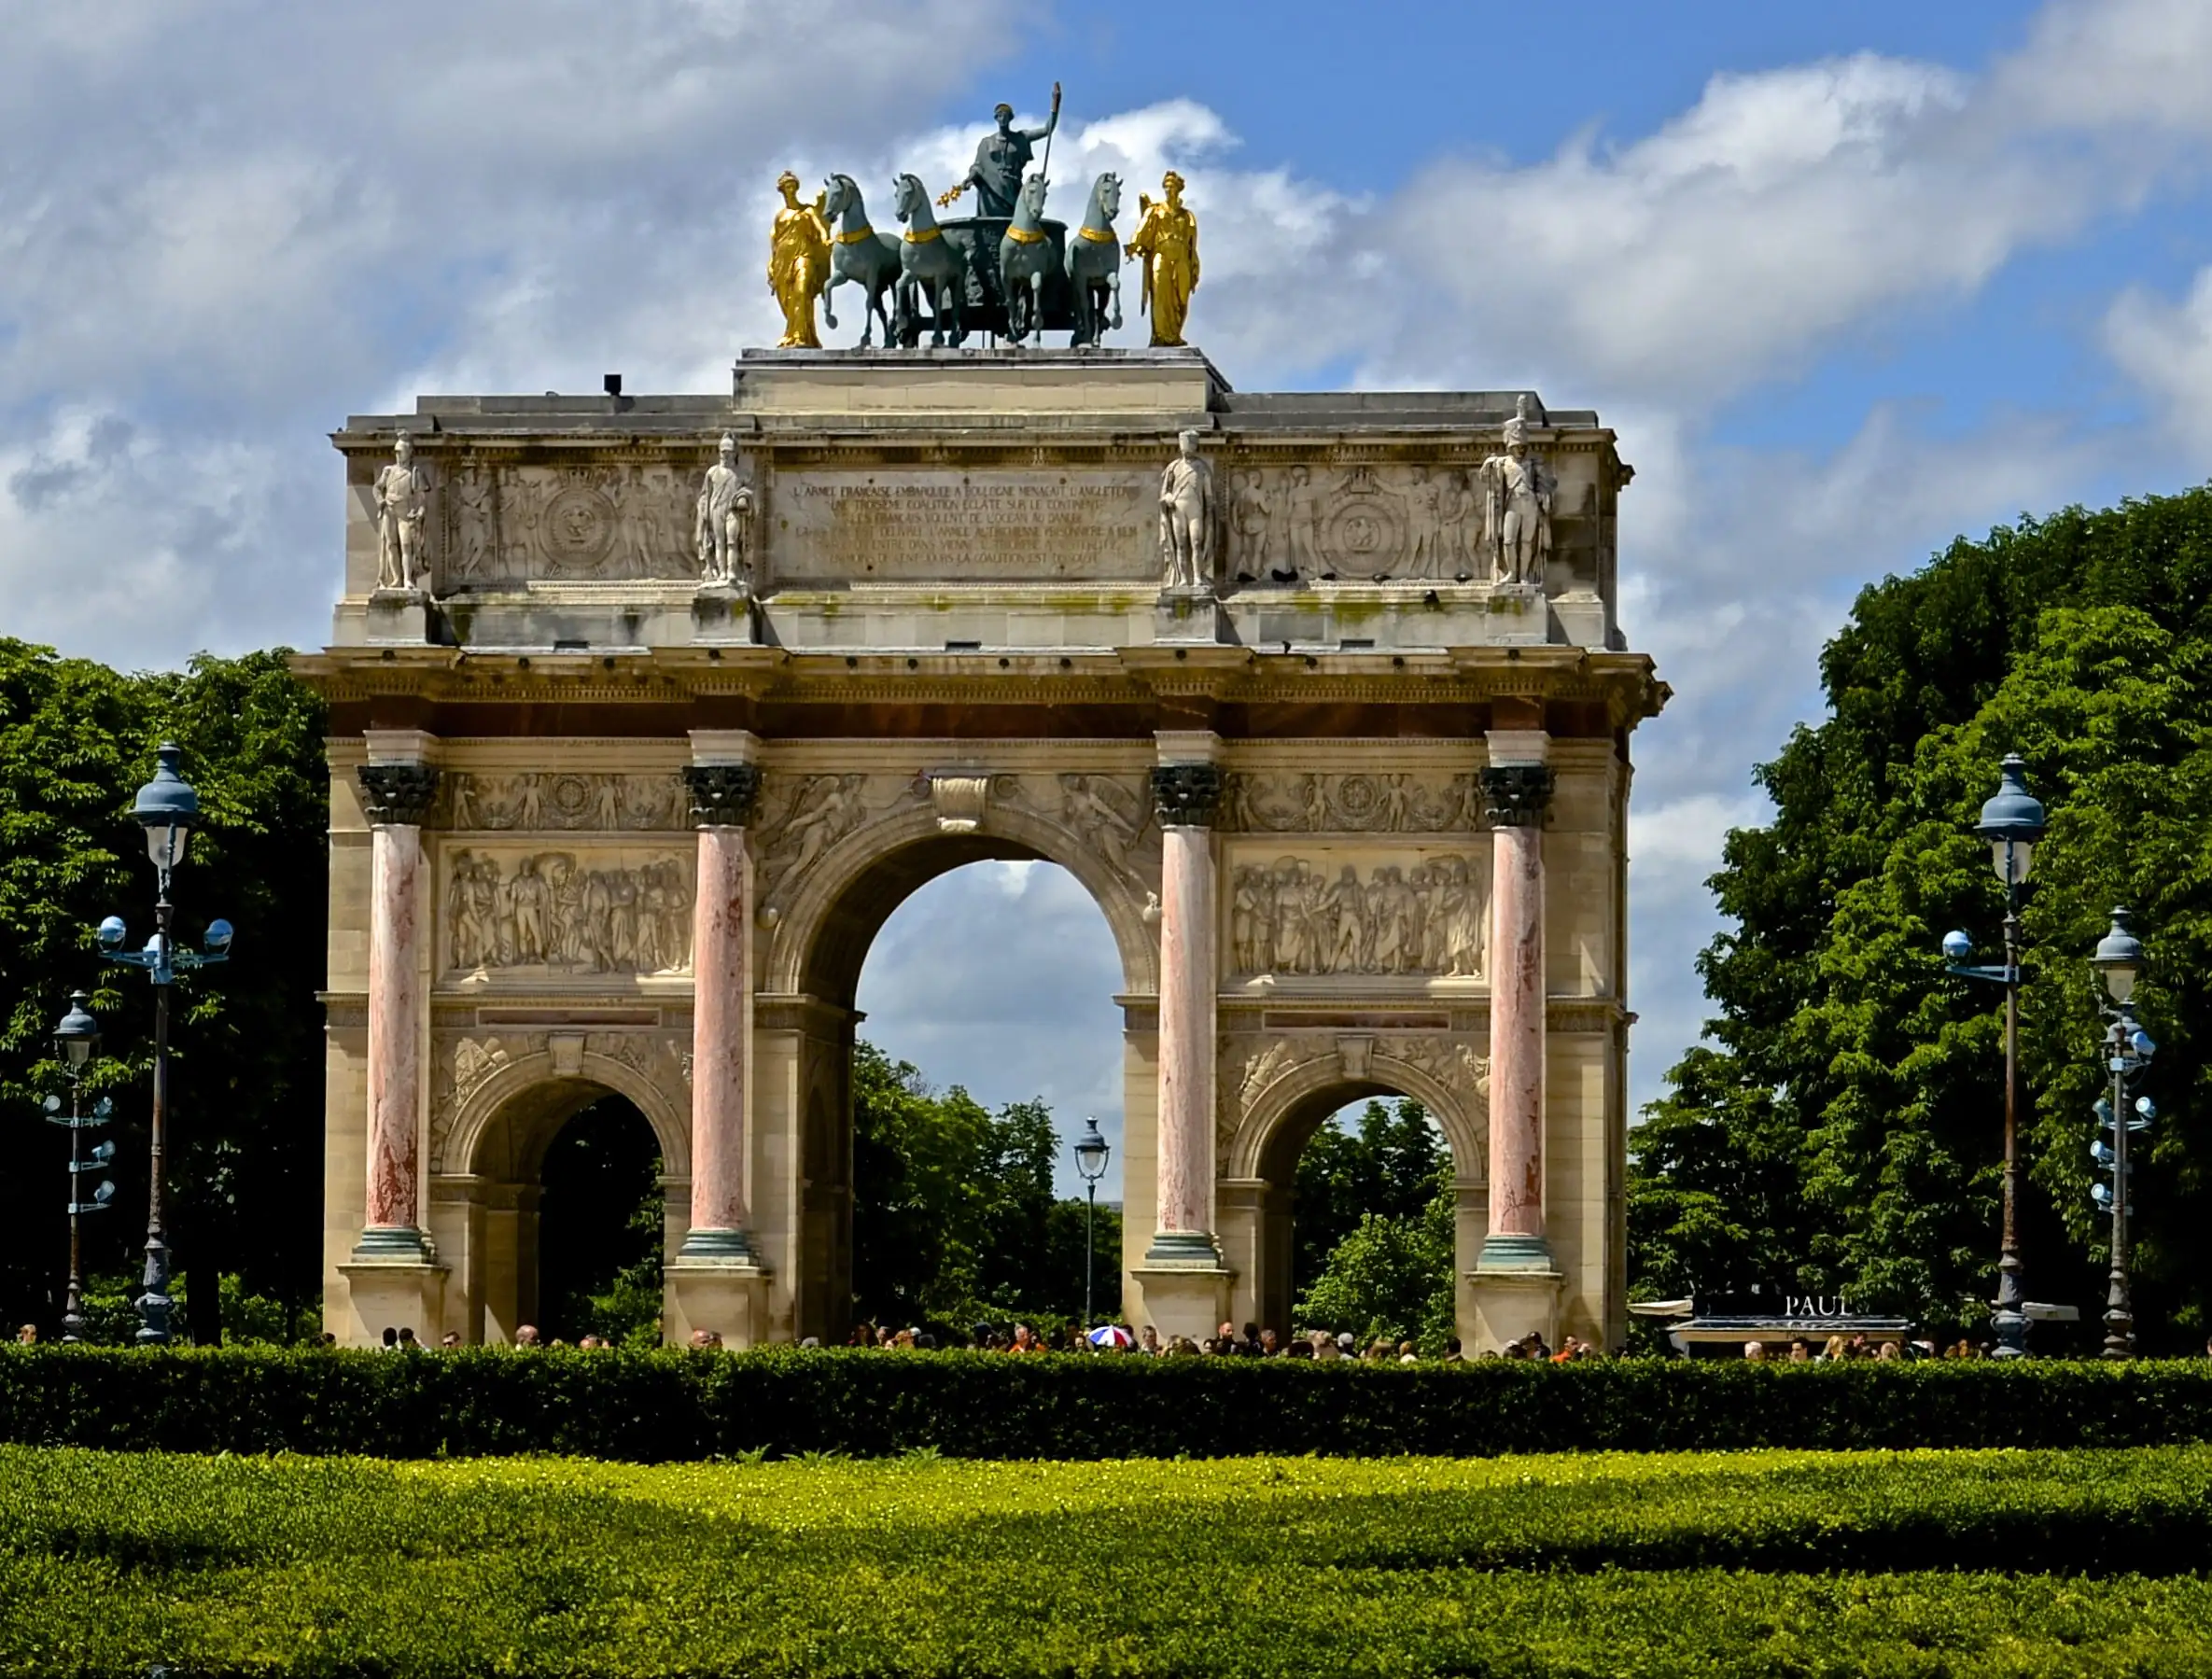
[445,771,688,833]
[1224,771,1476,834]
[1229,856,1487,979]
[446,461,706,585]
[442,847,694,978]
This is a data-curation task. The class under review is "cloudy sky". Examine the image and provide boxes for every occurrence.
[9,1,2212,1196]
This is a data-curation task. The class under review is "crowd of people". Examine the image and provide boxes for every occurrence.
[842,1320,1611,1363]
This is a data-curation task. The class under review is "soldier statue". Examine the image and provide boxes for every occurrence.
[1478,400,1556,587]
[374,434,429,594]
[939,89,1060,217]
[695,433,755,592]
[1158,428,1215,590]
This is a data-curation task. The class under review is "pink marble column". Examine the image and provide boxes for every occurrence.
[1479,752,1554,1269]
[1147,762,1222,1261]
[356,762,440,1256]
[679,763,761,1258]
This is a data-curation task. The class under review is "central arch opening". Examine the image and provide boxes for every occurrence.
[780,824,1137,1345]
[537,1095,662,1345]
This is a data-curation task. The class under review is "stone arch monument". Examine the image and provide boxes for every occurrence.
[299,349,1667,1352]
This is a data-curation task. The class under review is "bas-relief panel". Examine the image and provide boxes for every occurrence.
[427,1028,690,1173]
[440,846,694,981]
[768,469,1155,583]
[1223,771,1477,834]
[1228,853,1487,979]
[443,771,687,833]
[443,462,705,586]
[1223,461,1601,586]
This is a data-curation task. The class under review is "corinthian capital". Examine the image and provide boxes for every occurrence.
[1479,763,1554,829]
[1151,763,1224,828]
[357,762,441,828]
[684,763,763,827]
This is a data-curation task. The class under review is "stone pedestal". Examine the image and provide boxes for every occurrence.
[665,1257,772,1348]
[365,589,430,646]
[1129,1264,1232,1340]
[1153,588,1227,645]
[693,583,759,646]
[1466,1266,1563,1352]
[340,1256,448,1343]
[1487,582,1548,646]
[1146,752,1223,1268]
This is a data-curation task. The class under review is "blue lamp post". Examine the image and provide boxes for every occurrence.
[1940,753,2048,1358]
[97,744,232,1346]
[1072,1117,1111,1330]
[2090,909,2153,1359]
[45,992,115,1342]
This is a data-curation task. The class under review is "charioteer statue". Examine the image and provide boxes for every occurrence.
[938,90,1061,216]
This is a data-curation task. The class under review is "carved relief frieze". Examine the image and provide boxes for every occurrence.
[445,772,687,833]
[1224,771,1476,834]
[1229,855,1486,979]
[1218,1032,1335,1149]
[1054,773,1156,884]
[752,773,890,908]
[1382,1037,1491,1112]
[584,1030,691,1093]
[442,847,694,979]
[427,1031,546,1172]
[450,461,706,585]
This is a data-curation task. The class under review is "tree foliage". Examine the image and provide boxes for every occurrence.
[851,1041,1116,1332]
[0,642,327,1342]
[1293,1098,1457,1348]
[1632,487,2212,1344]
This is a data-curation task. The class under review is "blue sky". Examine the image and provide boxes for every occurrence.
[8,1,2212,1198]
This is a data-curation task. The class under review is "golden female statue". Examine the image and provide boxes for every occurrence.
[1126,170,1199,347]
[768,171,832,349]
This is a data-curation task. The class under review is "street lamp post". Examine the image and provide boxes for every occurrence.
[1940,754,2048,1359]
[44,993,115,1342]
[2090,908,2154,1360]
[96,744,232,1347]
[1072,1116,1111,1330]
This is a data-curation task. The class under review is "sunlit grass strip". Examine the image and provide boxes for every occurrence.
[7,1446,2212,1674]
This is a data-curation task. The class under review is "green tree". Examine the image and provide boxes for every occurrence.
[1632,487,2212,1345]
[1291,1098,1446,1293]
[849,1041,1099,1334]
[0,644,327,1343]
[1290,1098,1458,1350]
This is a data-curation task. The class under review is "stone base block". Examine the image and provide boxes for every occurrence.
[693,584,759,645]
[364,590,430,646]
[1130,1261,1234,1341]
[1153,588,1227,645]
[1486,581,1549,645]
[1467,1266,1564,1354]
[665,1256,772,1349]
[338,1256,449,1348]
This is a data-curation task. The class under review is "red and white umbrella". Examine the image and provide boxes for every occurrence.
[1085,1324,1135,1349]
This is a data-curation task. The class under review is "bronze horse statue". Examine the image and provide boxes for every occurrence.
[1065,172,1123,348]
[997,174,1055,346]
[891,174,968,348]
[819,174,900,348]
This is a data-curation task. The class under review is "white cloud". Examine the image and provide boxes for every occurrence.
[2107,268,2212,463]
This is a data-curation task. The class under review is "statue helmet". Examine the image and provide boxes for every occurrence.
[777,169,800,193]
[994,102,1015,120]
[1162,169,1186,192]
[1502,415,1530,449]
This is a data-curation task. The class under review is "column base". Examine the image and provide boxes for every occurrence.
[1476,1232,1556,1273]
[1466,1266,1564,1354]
[665,1255,771,1349]
[678,1226,758,1261]
[339,1255,449,1347]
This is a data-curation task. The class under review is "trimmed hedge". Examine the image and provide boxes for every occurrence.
[8,1345,2212,1459]
[7,1446,2212,1674]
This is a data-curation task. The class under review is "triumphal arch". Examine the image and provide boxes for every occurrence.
[298,345,1665,1353]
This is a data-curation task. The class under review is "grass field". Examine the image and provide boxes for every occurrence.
[7,1444,2212,1674]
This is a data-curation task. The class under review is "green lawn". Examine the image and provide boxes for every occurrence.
[7,1444,2212,1674]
